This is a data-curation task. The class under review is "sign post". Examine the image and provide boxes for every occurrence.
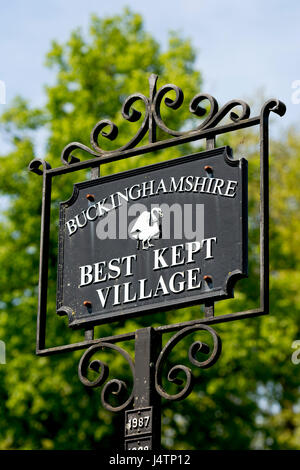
[124,327,161,450]
[29,75,286,450]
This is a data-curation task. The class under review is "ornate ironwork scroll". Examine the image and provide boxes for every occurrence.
[60,74,256,166]
[155,324,221,401]
[78,342,135,412]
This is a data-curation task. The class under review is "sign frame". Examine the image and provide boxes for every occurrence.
[29,74,286,450]
[29,74,285,362]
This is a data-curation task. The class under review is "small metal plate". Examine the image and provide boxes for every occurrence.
[125,407,153,437]
[125,436,152,451]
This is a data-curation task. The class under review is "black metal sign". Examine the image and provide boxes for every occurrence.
[29,74,286,451]
[57,146,247,328]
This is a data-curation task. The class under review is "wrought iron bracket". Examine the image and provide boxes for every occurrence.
[78,324,221,409]
[28,74,286,450]
[29,74,286,356]
[78,323,221,449]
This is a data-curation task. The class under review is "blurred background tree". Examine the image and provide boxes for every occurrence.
[0,9,299,450]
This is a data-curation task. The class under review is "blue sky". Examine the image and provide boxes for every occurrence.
[0,0,299,139]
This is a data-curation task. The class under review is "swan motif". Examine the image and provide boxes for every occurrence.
[130,207,163,250]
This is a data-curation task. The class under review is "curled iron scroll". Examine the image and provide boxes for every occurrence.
[155,324,222,401]
[89,93,150,155]
[59,74,256,166]
[78,342,134,412]
[62,92,150,165]
[260,98,286,120]
[28,76,286,171]
[152,83,185,136]
[28,158,52,175]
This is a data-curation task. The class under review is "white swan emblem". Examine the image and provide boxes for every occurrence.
[130,208,163,250]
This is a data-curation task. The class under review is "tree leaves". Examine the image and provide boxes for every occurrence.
[0,9,299,450]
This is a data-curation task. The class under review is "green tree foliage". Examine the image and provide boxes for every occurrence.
[0,9,299,449]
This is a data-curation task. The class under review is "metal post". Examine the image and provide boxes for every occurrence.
[124,327,162,450]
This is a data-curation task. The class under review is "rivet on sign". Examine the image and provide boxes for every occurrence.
[83,300,92,308]
[86,193,95,201]
[204,165,213,173]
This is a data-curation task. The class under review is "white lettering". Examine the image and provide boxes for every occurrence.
[224,180,238,197]
[202,237,217,259]
[193,176,207,192]
[171,244,185,267]
[154,276,169,297]
[108,258,121,280]
[86,204,98,221]
[80,265,93,286]
[184,175,194,192]
[155,179,168,194]
[141,180,155,198]
[96,199,110,216]
[96,286,111,308]
[138,278,153,300]
[66,219,77,236]
[153,247,168,270]
[169,176,185,192]
[94,261,107,283]
[128,184,141,200]
[112,284,121,305]
[169,271,185,293]
[75,211,87,229]
[185,241,201,263]
[212,178,225,195]
[187,267,202,290]
[123,282,137,303]
[122,255,136,277]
